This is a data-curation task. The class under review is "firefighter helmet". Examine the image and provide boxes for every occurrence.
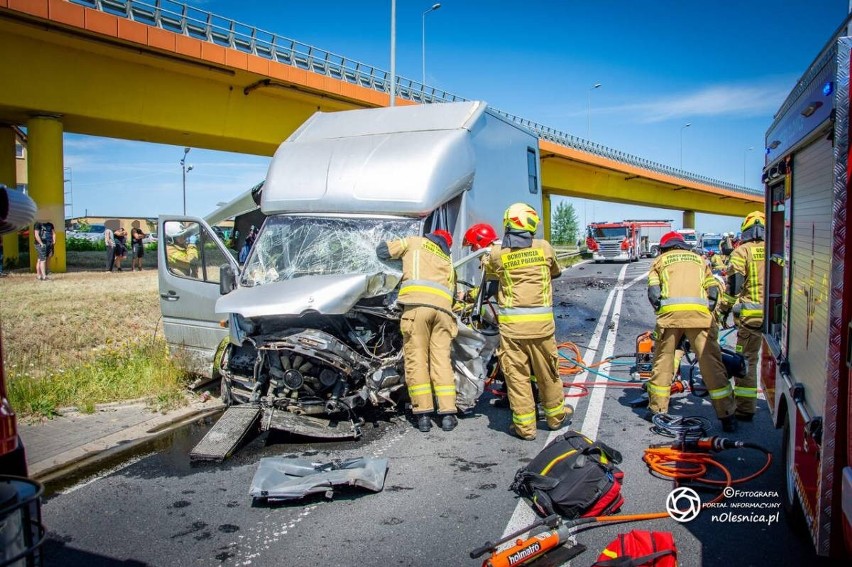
[741,210,765,232]
[463,223,498,251]
[659,231,686,250]
[503,203,540,232]
[431,229,453,248]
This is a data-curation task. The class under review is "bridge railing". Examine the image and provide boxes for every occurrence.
[69,0,762,198]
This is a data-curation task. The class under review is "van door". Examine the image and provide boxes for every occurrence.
[158,216,239,378]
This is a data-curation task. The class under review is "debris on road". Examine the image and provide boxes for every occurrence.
[249,456,389,503]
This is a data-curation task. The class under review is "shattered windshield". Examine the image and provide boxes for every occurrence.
[240,215,420,286]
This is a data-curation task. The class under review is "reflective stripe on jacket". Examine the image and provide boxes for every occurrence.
[386,236,456,313]
[727,241,765,323]
[487,239,561,339]
[648,249,716,328]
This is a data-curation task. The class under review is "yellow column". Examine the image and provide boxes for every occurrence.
[27,116,66,273]
[0,126,19,267]
[541,193,551,242]
[683,210,695,229]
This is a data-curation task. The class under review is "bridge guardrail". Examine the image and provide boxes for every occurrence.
[68,0,762,198]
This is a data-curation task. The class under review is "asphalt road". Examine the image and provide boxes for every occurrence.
[40,259,824,567]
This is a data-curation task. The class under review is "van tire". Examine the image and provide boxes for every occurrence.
[651,246,659,258]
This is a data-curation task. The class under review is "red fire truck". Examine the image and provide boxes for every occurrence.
[760,16,851,558]
[585,221,641,263]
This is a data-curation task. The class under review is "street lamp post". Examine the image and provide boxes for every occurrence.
[743,146,754,187]
[587,83,601,138]
[679,123,691,169]
[180,147,193,215]
[422,3,441,88]
[389,0,397,107]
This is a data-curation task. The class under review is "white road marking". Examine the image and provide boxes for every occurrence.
[580,264,628,439]
[499,264,628,540]
[621,270,649,291]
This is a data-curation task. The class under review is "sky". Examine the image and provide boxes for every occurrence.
[61,0,851,234]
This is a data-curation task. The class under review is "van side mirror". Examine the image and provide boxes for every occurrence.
[220,264,236,295]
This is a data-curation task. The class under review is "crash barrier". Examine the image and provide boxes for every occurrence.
[0,476,45,567]
[67,0,761,197]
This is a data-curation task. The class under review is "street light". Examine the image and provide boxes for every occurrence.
[389,0,397,107]
[743,146,754,187]
[422,3,441,88]
[587,83,602,138]
[679,123,691,169]
[180,147,193,215]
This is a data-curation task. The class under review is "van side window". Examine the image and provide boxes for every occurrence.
[164,221,229,283]
[527,147,539,194]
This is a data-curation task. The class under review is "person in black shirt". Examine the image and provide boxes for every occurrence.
[34,220,55,281]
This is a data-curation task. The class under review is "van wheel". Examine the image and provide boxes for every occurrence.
[651,246,659,258]
[782,416,807,534]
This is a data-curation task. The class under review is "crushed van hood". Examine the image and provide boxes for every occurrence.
[215,272,400,318]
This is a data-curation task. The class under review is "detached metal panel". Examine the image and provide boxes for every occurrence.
[788,134,834,419]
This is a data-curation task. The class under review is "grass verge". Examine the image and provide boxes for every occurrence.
[1,259,193,418]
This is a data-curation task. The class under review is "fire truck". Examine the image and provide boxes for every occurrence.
[623,219,672,257]
[760,16,851,558]
[585,221,640,263]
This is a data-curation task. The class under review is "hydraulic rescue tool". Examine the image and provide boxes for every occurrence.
[470,514,586,567]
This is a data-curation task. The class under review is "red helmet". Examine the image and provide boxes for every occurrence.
[463,223,498,251]
[431,229,453,248]
[659,231,685,249]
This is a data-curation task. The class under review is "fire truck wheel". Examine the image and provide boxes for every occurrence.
[650,246,659,258]
[781,416,807,534]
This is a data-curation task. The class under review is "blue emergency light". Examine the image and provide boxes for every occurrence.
[823,81,833,96]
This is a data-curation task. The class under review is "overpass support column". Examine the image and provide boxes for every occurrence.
[0,126,19,267]
[541,193,551,242]
[27,115,65,273]
[682,210,695,230]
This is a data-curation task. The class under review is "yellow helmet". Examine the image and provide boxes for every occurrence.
[741,210,765,232]
[503,202,540,232]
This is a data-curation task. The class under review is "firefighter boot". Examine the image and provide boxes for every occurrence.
[720,415,737,433]
[416,413,433,432]
[441,414,458,432]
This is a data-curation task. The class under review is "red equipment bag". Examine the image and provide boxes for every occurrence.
[593,530,678,567]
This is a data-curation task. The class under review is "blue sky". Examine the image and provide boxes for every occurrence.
[63,0,850,234]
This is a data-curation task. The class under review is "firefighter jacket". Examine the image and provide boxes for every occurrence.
[381,236,456,314]
[709,254,727,273]
[722,240,765,325]
[647,248,719,329]
[486,239,561,339]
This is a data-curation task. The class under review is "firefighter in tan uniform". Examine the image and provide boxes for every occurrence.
[647,231,737,432]
[377,230,459,433]
[486,203,569,441]
[718,210,765,421]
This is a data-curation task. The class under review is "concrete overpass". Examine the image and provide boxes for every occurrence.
[0,0,762,271]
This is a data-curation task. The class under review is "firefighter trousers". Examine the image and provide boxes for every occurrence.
[734,322,762,415]
[648,325,735,418]
[498,334,567,438]
[400,305,458,415]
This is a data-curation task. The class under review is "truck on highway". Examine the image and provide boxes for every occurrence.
[760,16,851,559]
[157,101,542,441]
[623,219,672,257]
[700,232,724,254]
[585,221,641,263]
[675,228,699,249]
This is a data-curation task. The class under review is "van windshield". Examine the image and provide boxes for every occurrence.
[240,215,420,287]
[589,227,627,239]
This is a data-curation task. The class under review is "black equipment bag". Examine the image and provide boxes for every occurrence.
[510,430,624,519]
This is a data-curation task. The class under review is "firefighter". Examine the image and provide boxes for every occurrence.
[717,210,765,421]
[376,229,459,432]
[486,203,569,440]
[707,249,727,273]
[647,231,737,432]
[463,223,499,252]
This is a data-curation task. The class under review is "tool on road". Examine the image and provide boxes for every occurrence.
[470,514,587,566]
